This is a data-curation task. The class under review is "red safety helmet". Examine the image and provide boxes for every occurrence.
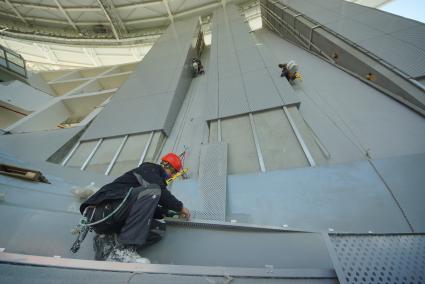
[161,153,183,172]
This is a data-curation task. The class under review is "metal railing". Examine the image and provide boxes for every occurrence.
[0,45,27,78]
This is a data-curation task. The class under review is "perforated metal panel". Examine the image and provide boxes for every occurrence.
[327,234,425,284]
[193,143,228,221]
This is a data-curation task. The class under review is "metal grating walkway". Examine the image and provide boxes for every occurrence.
[192,143,228,221]
[326,233,425,284]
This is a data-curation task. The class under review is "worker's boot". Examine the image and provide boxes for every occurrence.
[106,244,150,263]
[93,234,116,260]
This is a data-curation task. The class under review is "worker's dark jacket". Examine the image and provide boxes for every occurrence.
[79,162,183,214]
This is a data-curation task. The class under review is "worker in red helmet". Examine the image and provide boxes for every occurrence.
[79,152,190,263]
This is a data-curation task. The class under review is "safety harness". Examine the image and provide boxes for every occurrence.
[70,187,134,253]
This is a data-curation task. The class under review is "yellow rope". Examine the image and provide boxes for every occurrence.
[166,168,188,185]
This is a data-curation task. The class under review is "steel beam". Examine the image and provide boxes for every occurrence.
[125,16,169,25]
[4,0,28,25]
[97,0,122,40]
[83,47,102,67]
[81,139,103,171]
[1,0,161,12]
[53,0,79,32]
[105,135,128,176]
[116,1,162,10]
[162,0,174,23]
[174,2,220,19]
[33,43,59,64]
[217,119,222,143]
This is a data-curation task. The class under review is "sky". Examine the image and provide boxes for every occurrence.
[379,0,425,23]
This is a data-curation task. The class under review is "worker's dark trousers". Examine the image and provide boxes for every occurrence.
[91,185,163,247]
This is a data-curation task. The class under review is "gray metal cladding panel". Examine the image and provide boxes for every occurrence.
[205,80,219,121]
[163,62,194,135]
[314,0,345,11]
[390,24,425,52]
[0,205,94,259]
[327,234,425,284]
[269,71,300,106]
[194,143,227,221]
[302,6,343,25]
[359,34,425,77]
[371,153,425,232]
[81,92,172,141]
[0,265,337,284]
[230,20,251,37]
[141,226,334,269]
[324,19,382,43]
[139,50,180,69]
[218,75,250,118]
[332,1,371,17]
[243,69,284,112]
[218,56,239,79]
[282,0,313,13]
[227,161,411,233]
[0,183,79,214]
[0,127,82,162]
[0,265,339,284]
[237,46,265,74]
[207,61,219,83]
[351,9,418,34]
[232,33,258,51]
[113,66,178,101]
[256,44,277,68]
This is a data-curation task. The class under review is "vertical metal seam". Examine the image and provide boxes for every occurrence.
[138,131,154,166]
[81,138,103,171]
[249,113,266,172]
[61,141,80,166]
[217,119,222,143]
[104,135,128,176]
[154,132,167,163]
[283,106,316,167]
[368,160,415,232]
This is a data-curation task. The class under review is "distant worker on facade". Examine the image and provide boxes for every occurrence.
[78,153,191,263]
[279,60,301,83]
[192,57,205,77]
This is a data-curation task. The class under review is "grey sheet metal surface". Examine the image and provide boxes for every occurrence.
[226,160,412,233]
[0,263,339,284]
[205,6,300,121]
[0,127,83,162]
[81,17,199,140]
[275,0,425,78]
[371,153,425,232]
[170,155,421,233]
[141,226,333,269]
